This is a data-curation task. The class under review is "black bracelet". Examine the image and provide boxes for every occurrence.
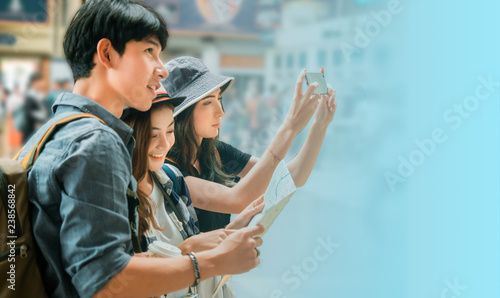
[187,252,200,287]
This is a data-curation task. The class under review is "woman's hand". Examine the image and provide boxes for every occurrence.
[283,69,321,134]
[314,87,337,127]
[178,195,264,254]
[314,68,337,128]
[178,229,234,255]
[226,195,265,230]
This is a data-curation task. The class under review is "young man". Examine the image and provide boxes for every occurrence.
[17,1,263,297]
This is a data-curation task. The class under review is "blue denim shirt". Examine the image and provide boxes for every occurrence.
[17,92,136,298]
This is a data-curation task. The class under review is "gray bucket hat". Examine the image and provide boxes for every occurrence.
[161,56,234,117]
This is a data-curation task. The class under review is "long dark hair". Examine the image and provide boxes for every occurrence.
[168,103,235,186]
[123,102,173,237]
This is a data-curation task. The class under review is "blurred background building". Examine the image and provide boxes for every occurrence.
[0,0,79,156]
[0,0,393,158]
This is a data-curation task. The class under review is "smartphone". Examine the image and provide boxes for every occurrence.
[305,72,328,95]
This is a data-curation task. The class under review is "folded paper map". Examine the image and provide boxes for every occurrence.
[213,160,296,297]
[247,160,296,233]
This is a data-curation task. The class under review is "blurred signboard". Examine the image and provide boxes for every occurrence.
[0,33,16,46]
[0,0,49,23]
[145,0,282,36]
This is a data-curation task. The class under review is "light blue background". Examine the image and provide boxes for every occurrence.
[231,1,500,297]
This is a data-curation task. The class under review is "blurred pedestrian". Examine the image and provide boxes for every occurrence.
[0,81,8,157]
[22,72,49,142]
[0,81,6,123]
[45,79,71,116]
[6,84,23,156]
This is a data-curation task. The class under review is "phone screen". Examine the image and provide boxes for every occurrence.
[305,72,328,95]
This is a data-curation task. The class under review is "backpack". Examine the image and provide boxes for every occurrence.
[0,113,141,297]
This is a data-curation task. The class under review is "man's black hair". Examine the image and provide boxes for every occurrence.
[64,0,168,82]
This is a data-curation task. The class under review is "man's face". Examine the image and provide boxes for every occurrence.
[110,36,168,112]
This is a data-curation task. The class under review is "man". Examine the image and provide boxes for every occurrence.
[17,1,263,297]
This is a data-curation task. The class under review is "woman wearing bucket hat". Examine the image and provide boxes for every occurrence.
[122,85,265,297]
[164,56,337,232]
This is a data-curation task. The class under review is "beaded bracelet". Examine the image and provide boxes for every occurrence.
[187,252,200,287]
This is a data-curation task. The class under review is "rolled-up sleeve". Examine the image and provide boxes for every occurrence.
[55,128,133,298]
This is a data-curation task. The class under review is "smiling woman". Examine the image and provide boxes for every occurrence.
[121,86,184,236]
[121,85,263,297]
[148,109,176,170]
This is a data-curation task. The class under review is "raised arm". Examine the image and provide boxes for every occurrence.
[187,69,320,213]
[240,72,338,187]
[286,84,337,187]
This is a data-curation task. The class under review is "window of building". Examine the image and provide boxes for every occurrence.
[318,50,327,66]
[275,54,282,68]
[299,52,307,68]
[333,49,343,66]
[287,53,294,68]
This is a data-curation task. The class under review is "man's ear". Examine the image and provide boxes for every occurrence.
[96,38,117,69]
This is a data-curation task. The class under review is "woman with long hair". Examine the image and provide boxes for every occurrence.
[164,56,338,232]
[122,86,264,297]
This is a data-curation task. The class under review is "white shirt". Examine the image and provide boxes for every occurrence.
[147,181,185,246]
[147,181,236,298]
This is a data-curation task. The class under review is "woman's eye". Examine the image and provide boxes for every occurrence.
[203,101,212,105]
[167,130,174,134]
[146,48,153,54]
[151,134,158,139]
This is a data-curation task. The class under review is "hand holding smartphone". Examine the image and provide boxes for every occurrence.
[305,72,328,95]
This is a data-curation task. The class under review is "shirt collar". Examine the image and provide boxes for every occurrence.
[53,92,134,145]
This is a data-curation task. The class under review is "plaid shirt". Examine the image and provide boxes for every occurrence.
[153,166,199,238]
[141,165,200,251]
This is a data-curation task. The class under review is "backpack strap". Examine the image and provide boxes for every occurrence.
[17,113,104,171]
[162,163,182,194]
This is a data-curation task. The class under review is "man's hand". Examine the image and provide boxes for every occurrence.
[211,225,264,275]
